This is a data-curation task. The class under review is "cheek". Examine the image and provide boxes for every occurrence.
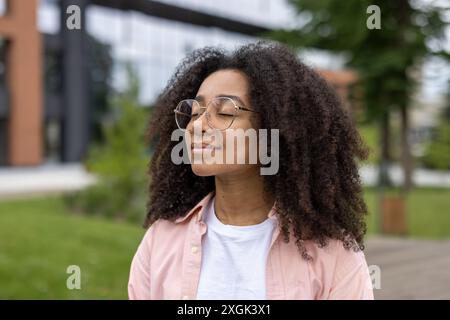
[225,118,258,157]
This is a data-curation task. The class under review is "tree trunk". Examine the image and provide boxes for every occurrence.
[400,103,413,193]
[378,110,392,187]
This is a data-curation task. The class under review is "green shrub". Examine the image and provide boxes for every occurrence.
[422,121,450,170]
[65,64,149,223]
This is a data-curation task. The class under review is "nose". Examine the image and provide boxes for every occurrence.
[187,110,209,134]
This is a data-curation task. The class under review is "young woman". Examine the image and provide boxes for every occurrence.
[128,41,374,300]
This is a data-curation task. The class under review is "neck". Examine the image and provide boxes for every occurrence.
[213,167,274,226]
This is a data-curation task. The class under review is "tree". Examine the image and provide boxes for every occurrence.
[65,63,149,222]
[422,81,450,170]
[267,0,449,193]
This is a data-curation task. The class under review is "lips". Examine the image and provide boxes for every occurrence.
[191,142,221,152]
[192,142,210,148]
[192,143,214,150]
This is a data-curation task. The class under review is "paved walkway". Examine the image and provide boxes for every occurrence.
[360,164,450,187]
[0,163,96,199]
[365,236,450,299]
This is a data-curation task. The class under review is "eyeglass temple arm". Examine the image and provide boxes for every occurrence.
[238,106,259,113]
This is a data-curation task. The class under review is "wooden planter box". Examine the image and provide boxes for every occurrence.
[381,196,407,235]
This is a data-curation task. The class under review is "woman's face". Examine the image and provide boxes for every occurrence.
[186,69,259,177]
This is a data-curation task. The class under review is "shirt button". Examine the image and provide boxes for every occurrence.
[182,295,189,300]
[191,245,198,254]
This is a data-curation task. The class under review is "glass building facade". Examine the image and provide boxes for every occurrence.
[0,0,344,166]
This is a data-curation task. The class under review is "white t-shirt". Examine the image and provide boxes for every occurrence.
[196,196,277,300]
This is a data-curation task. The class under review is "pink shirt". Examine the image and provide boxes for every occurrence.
[128,192,374,300]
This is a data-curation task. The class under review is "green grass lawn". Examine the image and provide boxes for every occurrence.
[0,197,144,299]
[0,187,449,299]
[364,187,450,238]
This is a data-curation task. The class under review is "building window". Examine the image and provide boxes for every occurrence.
[44,119,61,163]
[0,0,7,16]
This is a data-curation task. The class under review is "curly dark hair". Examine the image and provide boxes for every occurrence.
[144,40,370,259]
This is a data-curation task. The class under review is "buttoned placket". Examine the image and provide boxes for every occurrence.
[179,204,284,300]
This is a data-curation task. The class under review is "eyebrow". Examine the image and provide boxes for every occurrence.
[194,94,247,107]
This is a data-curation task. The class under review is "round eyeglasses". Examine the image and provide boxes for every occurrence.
[173,96,257,131]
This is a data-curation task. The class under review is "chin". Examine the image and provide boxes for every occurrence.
[190,164,220,177]
[191,163,251,177]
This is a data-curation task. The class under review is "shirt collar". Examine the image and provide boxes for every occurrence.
[174,192,215,224]
[174,191,278,224]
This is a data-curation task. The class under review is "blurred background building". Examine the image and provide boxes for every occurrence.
[0,0,362,167]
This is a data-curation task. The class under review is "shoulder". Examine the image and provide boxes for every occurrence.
[302,238,369,279]
[295,238,372,299]
[304,238,366,261]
